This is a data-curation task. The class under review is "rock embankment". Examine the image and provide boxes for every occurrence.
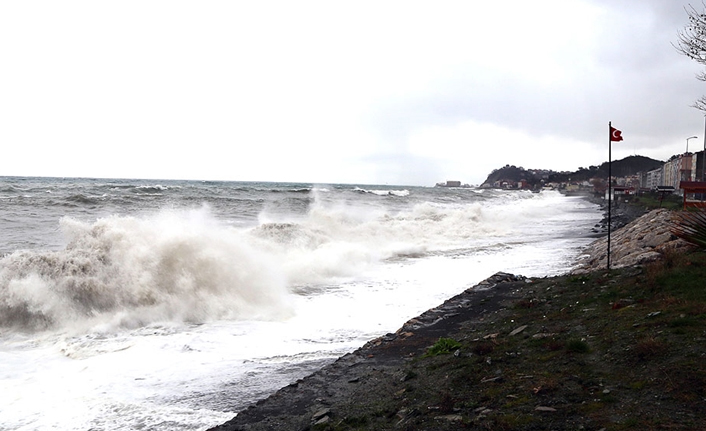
[572,209,693,273]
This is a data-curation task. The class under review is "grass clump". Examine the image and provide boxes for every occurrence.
[424,337,462,357]
[631,192,682,210]
[631,337,666,361]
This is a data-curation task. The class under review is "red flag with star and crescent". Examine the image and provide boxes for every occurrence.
[610,126,623,142]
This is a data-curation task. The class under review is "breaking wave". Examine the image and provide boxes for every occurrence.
[0,208,292,333]
[0,189,580,334]
[353,187,410,197]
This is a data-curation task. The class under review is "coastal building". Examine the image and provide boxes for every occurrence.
[641,167,663,190]
[663,157,682,192]
[434,180,470,188]
[693,150,705,182]
[643,152,706,196]
[481,151,706,196]
[680,153,694,182]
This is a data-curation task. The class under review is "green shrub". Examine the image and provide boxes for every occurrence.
[425,337,462,357]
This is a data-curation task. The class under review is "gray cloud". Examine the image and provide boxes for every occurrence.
[3,1,706,185]
[366,1,706,153]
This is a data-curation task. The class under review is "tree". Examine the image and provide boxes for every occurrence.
[675,3,706,111]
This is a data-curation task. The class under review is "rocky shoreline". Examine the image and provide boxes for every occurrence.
[208,273,532,431]
[572,208,693,273]
[580,191,650,236]
[207,205,693,431]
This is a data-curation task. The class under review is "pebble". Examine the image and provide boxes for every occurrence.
[535,406,557,412]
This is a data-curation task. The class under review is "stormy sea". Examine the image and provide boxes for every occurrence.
[0,177,602,430]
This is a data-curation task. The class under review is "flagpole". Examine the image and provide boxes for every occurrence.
[607,122,612,271]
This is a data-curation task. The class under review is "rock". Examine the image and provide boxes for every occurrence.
[509,325,528,336]
[311,408,330,421]
[481,376,502,383]
[396,408,420,427]
[532,333,556,339]
[644,232,672,248]
[435,414,464,421]
[535,406,557,412]
[312,416,329,425]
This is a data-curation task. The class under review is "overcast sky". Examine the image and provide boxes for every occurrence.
[1,0,705,186]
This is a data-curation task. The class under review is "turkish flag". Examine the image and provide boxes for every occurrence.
[610,127,623,142]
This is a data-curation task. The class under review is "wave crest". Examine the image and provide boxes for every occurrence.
[353,187,410,197]
[0,209,292,333]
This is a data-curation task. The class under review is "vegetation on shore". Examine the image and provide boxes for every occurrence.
[313,247,706,430]
[629,192,683,211]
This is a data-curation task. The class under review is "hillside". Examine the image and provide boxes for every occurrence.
[481,155,663,187]
[549,155,664,182]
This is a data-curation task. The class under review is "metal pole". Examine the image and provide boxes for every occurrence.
[687,136,697,154]
[608,122,612,271]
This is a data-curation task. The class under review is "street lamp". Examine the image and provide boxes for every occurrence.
[687,135,698,153]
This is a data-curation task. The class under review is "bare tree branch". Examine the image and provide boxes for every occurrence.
[692,95,706,111]
[675,3,706,111]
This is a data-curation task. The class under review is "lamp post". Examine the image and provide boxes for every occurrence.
[687,135,698,153]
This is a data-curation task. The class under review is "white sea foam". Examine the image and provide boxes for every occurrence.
[353,186,410,197]
[0,191,596,335]
[0,207,293,333]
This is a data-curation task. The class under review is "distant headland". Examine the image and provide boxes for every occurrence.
[477,155,663,190]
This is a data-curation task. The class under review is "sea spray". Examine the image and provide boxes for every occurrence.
[0,189,596,334]
[0,207,293,333]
